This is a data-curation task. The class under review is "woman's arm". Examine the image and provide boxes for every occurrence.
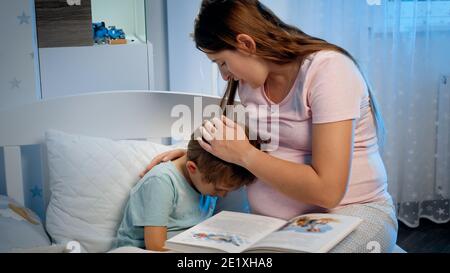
[199,117,354,209]
[244,120,354,209]
[144,226,169,252]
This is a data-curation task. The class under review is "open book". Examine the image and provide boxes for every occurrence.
[165,211,362,253]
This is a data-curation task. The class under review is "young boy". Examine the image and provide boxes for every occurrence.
[114,133,258,251]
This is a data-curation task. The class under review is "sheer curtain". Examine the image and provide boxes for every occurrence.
[167,0,450,227]
[260,0,450,228]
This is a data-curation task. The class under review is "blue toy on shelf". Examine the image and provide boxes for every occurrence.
[92,22,126,45]
[93,22,109,44]
[108,26,126,40]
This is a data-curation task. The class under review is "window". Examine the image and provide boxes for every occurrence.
[383,0,450,32]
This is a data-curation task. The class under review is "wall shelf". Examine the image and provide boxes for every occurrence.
[35,0,152,99]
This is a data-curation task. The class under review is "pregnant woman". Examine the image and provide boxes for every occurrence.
[142,0,398,253]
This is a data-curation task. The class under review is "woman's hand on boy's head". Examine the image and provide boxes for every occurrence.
[140,149,187,178]
[197,116,253,166]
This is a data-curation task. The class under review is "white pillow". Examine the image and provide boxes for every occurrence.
[45,130,184,253]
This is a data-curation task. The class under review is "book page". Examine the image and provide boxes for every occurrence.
[166,211,287,253]
[248,214,363,253]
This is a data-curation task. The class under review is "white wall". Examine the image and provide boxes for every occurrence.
[0,1,42,215]
[39,44,150,98]
[167,0,227,95]
[146,0,169,91]
[0,0,40,110]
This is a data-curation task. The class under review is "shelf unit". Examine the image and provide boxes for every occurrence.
[35,0,152,99]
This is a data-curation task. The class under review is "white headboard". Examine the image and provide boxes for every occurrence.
[0,91,222,209]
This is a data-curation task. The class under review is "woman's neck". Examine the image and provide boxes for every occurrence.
[265,58,302,103]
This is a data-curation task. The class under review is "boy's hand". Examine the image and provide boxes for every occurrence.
[140,149,187,178]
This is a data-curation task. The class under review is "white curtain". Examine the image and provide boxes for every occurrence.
[168,0,450,227]
[260,0,450,228]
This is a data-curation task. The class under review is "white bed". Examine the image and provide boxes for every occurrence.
[0,90,406,253]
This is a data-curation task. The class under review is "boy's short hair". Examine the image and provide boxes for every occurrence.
[187,127,260,188]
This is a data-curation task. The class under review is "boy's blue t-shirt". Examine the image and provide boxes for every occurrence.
[115,161,216,249]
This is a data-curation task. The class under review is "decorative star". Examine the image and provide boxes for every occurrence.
[30,186,42,198]
[17,12,31,25]
[437,208,445,215]
[10,78,21,89]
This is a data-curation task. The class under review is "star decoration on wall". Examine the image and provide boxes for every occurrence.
[437,208,445,216]
[30,186,42,198]
[10,78,21,89]
[17,11,31,25]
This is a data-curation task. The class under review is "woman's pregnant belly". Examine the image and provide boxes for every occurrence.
[247,147,327,220]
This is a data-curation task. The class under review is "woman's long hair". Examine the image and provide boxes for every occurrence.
[194,0,385,146]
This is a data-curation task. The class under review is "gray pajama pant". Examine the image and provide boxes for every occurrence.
[328,197,399,253]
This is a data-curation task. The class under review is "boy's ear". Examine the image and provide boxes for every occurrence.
[186,161,198,174]
[236,34,256,55]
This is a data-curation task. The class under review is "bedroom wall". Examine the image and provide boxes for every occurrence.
[0,0,44,219]
[146,0,170,91]
[166,0,212,94]
[0,0,40,110]
[0,0,170,220]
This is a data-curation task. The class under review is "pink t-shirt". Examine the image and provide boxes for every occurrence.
[238,50,390,220]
